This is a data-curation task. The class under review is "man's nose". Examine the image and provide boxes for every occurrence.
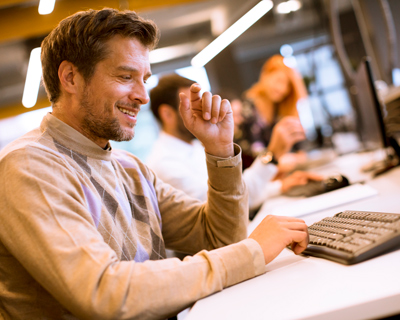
[129,83,149,105]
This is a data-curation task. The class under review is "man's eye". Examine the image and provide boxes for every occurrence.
[121,75,132,80]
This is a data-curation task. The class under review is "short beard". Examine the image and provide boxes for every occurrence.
[80,87,137,142]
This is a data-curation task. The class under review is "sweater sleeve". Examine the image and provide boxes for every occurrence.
[156,144,249,253]
[0,146,266,320]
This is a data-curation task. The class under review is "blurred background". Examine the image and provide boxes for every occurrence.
[0,0,399,161]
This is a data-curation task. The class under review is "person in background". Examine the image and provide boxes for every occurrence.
[238,54,309,171]
[147,74,322,213]
[0,8,309,319]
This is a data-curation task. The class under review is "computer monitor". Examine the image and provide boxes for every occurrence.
[353,56,389,151]
[352,56,399,175]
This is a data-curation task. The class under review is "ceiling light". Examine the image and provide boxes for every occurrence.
[22,48,42,108]
[276,0,302,14]
[191,0,274,68]
[38,0,56,15]
[283,56,297,68]
[280,44,294,57]
[150,41,207,64]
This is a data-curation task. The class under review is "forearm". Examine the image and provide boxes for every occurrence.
[1,204,263,320]
[203,142,234,158]
[204,144,248,244]
[160,144,248,253]
[113,239,264,319]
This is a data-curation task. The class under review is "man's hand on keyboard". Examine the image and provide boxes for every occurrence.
[249,215,309,265]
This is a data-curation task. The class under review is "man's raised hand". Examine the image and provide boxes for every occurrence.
[179,83,234,158]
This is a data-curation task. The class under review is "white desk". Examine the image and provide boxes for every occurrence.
[186,154,400,320]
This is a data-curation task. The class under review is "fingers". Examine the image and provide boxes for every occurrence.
[290,171,323,183]
[211,95,221,124]
[282,220,308,232]
[189,83,230,124]
[220,99,231,121]
[285,221,309,255]
[202,93,229,123]
[266,215,306,224]
[290,230,309,254]
[179,92,192,125]
[305,172,325,181]
[274,218,309,253]
[189,83,202,105]
[201,91,212,120]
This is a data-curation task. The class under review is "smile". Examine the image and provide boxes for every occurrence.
[118,107,136,117]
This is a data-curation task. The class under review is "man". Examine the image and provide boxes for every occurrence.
[148,74,322,211]
[0,8,308,320]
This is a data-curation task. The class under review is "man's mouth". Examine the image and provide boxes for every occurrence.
[117,106,137,117]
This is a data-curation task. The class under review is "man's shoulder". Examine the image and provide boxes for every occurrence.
[0,128,55,161]
[0,128,70,179]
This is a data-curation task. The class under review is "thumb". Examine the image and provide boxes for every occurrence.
[179,92,193,126]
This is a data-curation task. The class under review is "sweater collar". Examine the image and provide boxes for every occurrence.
[40,113,113,161]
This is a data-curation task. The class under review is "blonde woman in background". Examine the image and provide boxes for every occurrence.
[246,54,307,124]
[235,54,309,171]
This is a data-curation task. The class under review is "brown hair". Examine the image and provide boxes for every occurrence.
[150,74,195,124]
[41,8,159,103]
[247,54,307,124]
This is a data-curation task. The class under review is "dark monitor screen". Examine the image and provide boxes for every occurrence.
[353,57,388,150]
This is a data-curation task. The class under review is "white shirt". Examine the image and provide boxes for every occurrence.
[146,131,282,210]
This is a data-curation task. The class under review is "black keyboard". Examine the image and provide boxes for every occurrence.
[303,210,400,265]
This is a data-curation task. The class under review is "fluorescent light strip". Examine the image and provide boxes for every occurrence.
[150,43,198,64]
[276,0,302,14]
[22,48,42,108]
[191,0,273,68]
[38,0,56,15]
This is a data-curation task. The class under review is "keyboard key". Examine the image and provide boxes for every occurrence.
[309,229,344,241]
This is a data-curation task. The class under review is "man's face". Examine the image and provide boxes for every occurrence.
[77,36,151,147]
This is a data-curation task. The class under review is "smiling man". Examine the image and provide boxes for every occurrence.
[0,8,308,320]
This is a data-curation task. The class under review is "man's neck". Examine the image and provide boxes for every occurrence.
[52,106,109,149]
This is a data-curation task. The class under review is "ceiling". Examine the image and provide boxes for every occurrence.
[0,0,347,120]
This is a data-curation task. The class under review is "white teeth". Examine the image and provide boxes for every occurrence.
[118,107,135,116]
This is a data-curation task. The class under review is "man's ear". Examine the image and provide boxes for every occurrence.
[58,60,83,95]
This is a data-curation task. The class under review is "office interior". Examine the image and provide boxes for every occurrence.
[1,0,399,160]
[0,0,400,319]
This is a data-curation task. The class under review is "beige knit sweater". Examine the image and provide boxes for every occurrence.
[0,113,265,320]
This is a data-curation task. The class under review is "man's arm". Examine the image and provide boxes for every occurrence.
[173,84,309,261]
[0,148,261,320]
[154,143,248,254]
[151,83,248,253]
